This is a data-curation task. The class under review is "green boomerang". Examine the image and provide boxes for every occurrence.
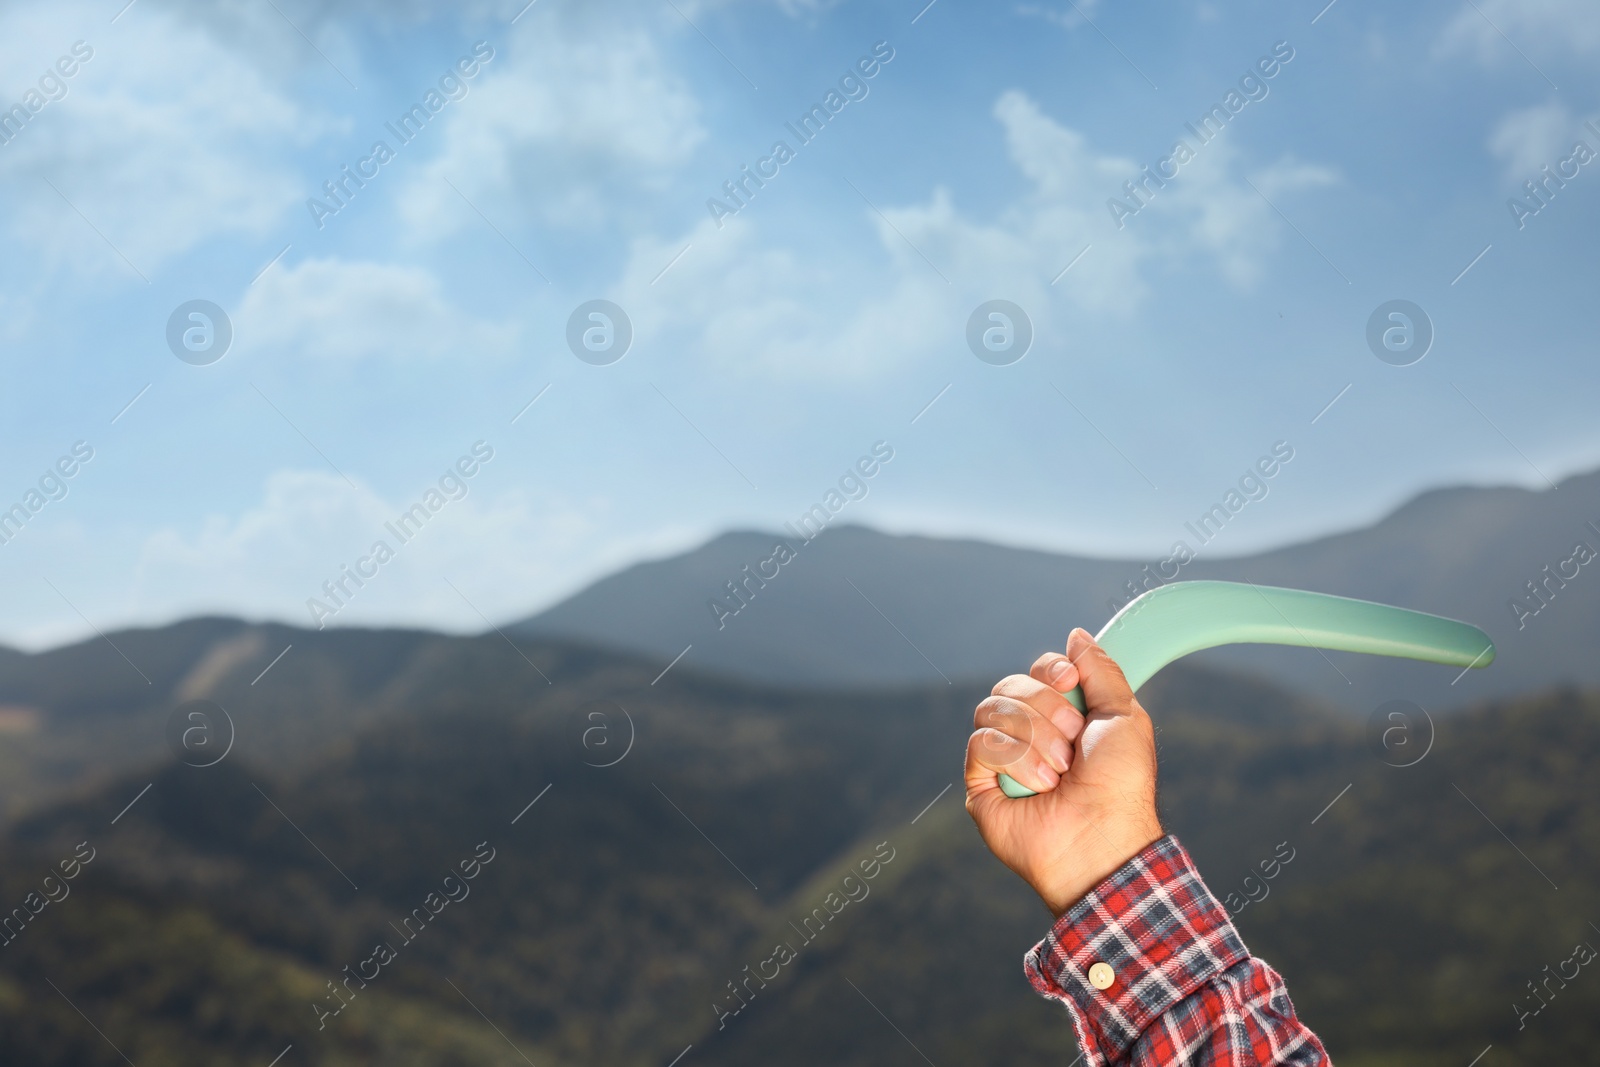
[997,580,1495,799]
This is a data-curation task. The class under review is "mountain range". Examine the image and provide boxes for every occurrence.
[514,466,1600,711]
[2,466,1598,1064]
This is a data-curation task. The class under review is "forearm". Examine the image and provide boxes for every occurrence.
[1023,836,1330,1067]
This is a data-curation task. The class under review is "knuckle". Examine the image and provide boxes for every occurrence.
[1131,701,1156,732]
[1054,706,1086,736]
[1107,695,1139,717]
[972,695,1004,725]
[964,731,988,762]
[991,673,1038,699]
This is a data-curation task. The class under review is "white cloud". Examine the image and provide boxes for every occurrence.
[397,24,705,239]
[1438,0,1600,60]
[614,210,976,382]
[1487,99,1589,183]
[235,257,517,361]
[610,89,1338,380]
[125,467,638,635]
[1015,0,1103,31]
[1167,152,1340,288]
[0,2,336,279]
[670,0,847,17]
[767,0,847,15]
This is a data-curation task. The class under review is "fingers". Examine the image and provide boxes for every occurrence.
[1031,631,1140,717]
[966,633,1140,804]
[1064,628,1140,717]
[974,693,1074,773]
[1029,651,1080,695]
[964,726,1057,795]
[966,694,1067,794]
[991,673,1085,743]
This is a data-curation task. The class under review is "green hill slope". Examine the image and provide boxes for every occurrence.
[1,623,1595,1065]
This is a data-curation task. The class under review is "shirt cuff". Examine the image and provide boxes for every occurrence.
[1023,835,1248,1065]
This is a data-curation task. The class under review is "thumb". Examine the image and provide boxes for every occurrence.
[1065,629,1138,715]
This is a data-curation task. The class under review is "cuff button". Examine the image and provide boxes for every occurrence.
[1088,962,1115,990]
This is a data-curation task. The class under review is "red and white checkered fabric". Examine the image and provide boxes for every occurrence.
[1024,835,1331,1066]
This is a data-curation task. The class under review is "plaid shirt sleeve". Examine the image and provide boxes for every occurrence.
[1023,835,1330,1066]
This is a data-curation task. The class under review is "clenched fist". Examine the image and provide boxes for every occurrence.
[964,629,1164,916]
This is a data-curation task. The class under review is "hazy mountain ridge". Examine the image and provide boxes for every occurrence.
[514,467,1600,709]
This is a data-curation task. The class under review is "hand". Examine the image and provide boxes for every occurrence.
[964,629,1164,916]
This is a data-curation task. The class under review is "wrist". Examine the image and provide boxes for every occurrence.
[1035,817,1165,917]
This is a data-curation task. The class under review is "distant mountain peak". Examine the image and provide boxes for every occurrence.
[514,465,1600,706]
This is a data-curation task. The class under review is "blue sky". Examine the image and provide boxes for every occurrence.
[1,0,1596,647]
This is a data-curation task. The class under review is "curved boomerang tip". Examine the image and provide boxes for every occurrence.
[997,581,1494,799]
